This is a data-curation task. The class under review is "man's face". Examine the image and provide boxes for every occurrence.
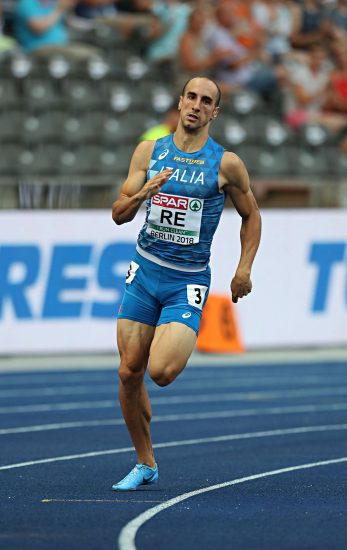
[178,78,220,131]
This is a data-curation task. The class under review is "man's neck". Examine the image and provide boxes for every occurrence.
[173,125,209,153]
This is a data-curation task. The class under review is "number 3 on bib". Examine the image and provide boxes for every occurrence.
[187,285,208,310]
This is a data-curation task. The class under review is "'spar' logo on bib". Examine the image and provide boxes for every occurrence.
[152,194,188,210]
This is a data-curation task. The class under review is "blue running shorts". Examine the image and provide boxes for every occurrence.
[117,250,211,335]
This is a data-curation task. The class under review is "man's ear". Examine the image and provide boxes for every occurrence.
[213,106,220,119]
[178,96,183,110]
[210,107,220,121]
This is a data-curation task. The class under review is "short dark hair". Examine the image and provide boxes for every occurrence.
[181,77,222,107]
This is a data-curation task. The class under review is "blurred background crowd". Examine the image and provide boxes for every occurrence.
[1,0,347,209]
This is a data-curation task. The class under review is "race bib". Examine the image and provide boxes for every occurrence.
[146,193,203,246]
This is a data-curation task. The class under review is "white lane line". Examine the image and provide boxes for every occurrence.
[0,400,116,414]
[157,376,347,392]
[3,386,347,414]
[42,499,163,503]
[1,423,347,471]
[118,456,347,550]
[0,419,117,435]
[0,374,115,387]
[0,384,116,399]
[2,402,347,435]
[2,375,347,398]
[2,362,346,386]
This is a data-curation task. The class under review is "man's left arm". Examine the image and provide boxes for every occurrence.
[220,152,261,303]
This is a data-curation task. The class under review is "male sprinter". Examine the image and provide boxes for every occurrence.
[111,76,261,490]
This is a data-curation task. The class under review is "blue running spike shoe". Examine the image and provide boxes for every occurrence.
[112,463,158,491]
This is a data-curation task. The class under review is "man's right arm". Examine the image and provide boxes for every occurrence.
[112,140,172,225]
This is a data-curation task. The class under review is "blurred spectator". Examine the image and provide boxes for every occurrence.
[0,3,17,55]
[284,42,347,132]
[146,0,191,66]
[117,0,152,12]
[251,0,300,60]
[74,0,118,18]
[228,0,265,50]
[139,108,179,140]
[15,0,100,58]
[329,0,347,33]
[290,0,332,50]
[71,0,156,42]
[208,0,287,99]
[178,8,230,85]
[325,42,347,115]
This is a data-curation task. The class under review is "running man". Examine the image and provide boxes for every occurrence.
[111,76,261,490]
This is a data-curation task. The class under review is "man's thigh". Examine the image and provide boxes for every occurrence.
[117,319,155,370]
[157,265,211,336]
[117,257,161,327]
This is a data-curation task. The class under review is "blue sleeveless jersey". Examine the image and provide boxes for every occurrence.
[137,134,225,269]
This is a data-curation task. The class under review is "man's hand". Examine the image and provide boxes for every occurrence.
[230,270,252,303]
[142,169,172,200]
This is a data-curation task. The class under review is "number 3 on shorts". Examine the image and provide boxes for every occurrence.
[187,284,208,310]
[126,261,139,284]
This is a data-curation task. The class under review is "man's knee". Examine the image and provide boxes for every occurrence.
[150,368,175,387]
[118,359,146,387]
[149,359,183,387]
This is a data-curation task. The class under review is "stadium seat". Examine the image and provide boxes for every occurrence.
[9,55,34,79]
[117,111,161,142]
[125,56,163,83]
[16,144,64,176]
[59,148,92,175]
[62,79,105,109]
[299,124,335,148]
[102,113,133,143]
[62,112,96,144]
[328,149,347,177]
[22,78,64,109]
[0,109,24,141]
[139,82,176,113]
[78,144,133,175]
[210,117,248,148]
[0,144,20,175]
[235,145,291,176]
[21,111,65,144]
[289,146,331,177]
[61,110,146,145]
[0,78,20,108]
[263,119,293,147]
[242,116,292,146]
[125,55,149,80]
[108,83,136,112]
[226,90,264,117]
[46,56,72,80]
[51,145,120,176]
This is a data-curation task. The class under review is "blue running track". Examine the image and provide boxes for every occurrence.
[1,359,347,549]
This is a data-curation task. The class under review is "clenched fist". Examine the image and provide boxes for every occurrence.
[230,270,252,303]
